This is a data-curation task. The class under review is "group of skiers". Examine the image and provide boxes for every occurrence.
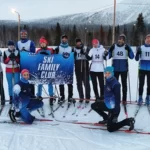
[0,30,150,132]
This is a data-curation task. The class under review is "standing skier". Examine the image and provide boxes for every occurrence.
[36,37,55,105]
[0,50,5,105]
[135,34,150,105]
[74,38,91,103]
[3,41,20,104]
[91,66,135,132]
[55,34,75,104]
[16,29,35,95]
[108,34,134,104]
[86,39,108,100]
[9,69,43,124]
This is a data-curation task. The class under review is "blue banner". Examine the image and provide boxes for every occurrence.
[20,51,74,84]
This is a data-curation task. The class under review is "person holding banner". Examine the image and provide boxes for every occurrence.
[36,37,55,106]
[86,39,108,101]
[55,34,75,104]
[16,29,36,95]
[3,41,20,104]
[74,38,91,103]
[0,50,5,105]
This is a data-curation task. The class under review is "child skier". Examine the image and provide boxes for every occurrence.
[91,66,135,132]
[9,69,43,124]
[3,41,20,104]
[36,37,55,105]
[135,34,150,105]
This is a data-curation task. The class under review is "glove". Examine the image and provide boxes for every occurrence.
[104,50,108,57]
[13,84,21,95]
[137,47,142,55]
[9,53,16,60]
[40,51,49,55]
[37,96,43,101]
[125,44,130,52]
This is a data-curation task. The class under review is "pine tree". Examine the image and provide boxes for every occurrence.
[54,23,62,45]
[70,25,78,46]
[107,26,112,46]
[135,13,146,45]
[100,25,105,45]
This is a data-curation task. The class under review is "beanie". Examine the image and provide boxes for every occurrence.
[92,39,99,45]
[104,66,114,76]
[61,34,68,39]
[75,38,82,43]
[8,40,15,46]
[119,34,126,41]
[21,69,29,75]
[39,36,48,44]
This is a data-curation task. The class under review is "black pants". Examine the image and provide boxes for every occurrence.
[30,84,35,95]
[59,84,73,98]
[0,72,5,105]
[139,70,150,96]
[90,72,104,98]
[75,69,90,99]
[91,101,129,132]
[114,71,127,101]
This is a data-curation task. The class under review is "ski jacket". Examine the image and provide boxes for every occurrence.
[135,44,150,71]
[3,49,20,73]
[55,43,73,58]
[104,76,120,114]
[108,44,134,72]
[74,45,89,73]
[16,39,35,53]
[86,45,106,72]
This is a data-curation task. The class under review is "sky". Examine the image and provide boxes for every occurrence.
[0,0,122,21]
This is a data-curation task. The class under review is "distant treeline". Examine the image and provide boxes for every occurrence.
[0,13,149,47]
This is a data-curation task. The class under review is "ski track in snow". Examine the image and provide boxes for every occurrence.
[0,48,150,149]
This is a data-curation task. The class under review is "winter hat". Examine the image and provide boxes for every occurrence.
[75,38,82,43]
[21,69,29,75]
[61,34,68,39]
[146,34,150,38]
[119,34,126,41]
[92,39,99,45]
[7,40,15,46]
[39,36,48,45]
[104,66,114,76]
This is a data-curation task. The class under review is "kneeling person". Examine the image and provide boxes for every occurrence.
[91,66,135,132]
[9,69,43,124]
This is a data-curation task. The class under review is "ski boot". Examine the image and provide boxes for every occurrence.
[49,98,54,106]
[138,96,143,105]
[126,117,135,131]
[68,97,76,105]
[8,106,20,122]
[58,96,65,104]
[145,95,150,105]
[98,120,107,124]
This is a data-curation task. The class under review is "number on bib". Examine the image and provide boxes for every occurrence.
[117,51,123,56]
[145,52,150,57]
[95,54,100,59]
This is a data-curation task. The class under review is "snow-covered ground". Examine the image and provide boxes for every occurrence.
[0,48,150,150]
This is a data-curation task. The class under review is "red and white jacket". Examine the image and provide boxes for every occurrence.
[3,49,20,73]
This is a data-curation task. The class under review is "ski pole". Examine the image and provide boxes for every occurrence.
[128,71,131,104]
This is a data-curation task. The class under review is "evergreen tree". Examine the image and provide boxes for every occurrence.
[107,26,112,46]
[100,25,105,44]
[54,23,61,45]
[135,13,146,45]
[70,25,78,46]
